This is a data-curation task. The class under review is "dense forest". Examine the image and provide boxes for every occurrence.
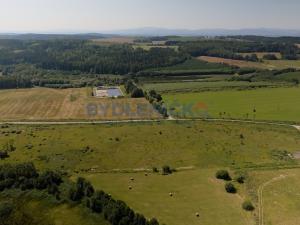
[177,39,299,60]
[0,39,187,74]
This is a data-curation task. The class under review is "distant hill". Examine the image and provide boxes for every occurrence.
[1,28,300,39]
[108,27,300,37]
[0,33,115,40]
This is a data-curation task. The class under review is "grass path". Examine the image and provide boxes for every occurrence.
[1,117,299,132]
[257,174,295,225]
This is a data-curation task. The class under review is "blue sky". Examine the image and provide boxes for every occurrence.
[0,0,299,32]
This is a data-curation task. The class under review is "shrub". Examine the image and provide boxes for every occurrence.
[131,88,144,98]
[236,174,246,184]
[162,166,173,175]
[242,200,255,211]
[225,183,237,194]
[0,151,9,159]
[216,170,231,181]
[148,218,159,225]
[0,202,13,219]
[152,167,159,173]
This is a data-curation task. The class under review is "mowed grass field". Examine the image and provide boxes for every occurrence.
[246,169,300,225]
[1,121,300,225]
[146,59,234,74]
[0,88,161,121]
[199,56,300,70]
[84,169,254,225]
[164,87,300,122]
[142,81,285,93]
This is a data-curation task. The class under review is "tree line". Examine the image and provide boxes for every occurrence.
[0,163,162,225]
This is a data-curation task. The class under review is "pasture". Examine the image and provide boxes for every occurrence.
[142,81,286,93]
[1,121,300,225]
[164,87,300,122]
[0,88,161,121]
[146,59,234,75]
[1,121,300,172]
[246,169,300,225]
[84,169,254,225]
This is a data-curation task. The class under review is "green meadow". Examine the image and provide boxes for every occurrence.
[1,121,300,172]
[143,81,285,93]
[1,121,300,225]
[83,169,254,225]
[164,87,300,122]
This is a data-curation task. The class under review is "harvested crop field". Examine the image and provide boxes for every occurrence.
[199,56,300,70]
[198,56,270,69]
[238,52,282,59]
[0,88,161,121]
[92,37,135,44]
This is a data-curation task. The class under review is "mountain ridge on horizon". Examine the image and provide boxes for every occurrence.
[1,27,300,38]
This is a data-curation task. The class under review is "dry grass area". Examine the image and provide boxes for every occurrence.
[198,56,270,69]
[199,56,300,70]
[239,52,282,59]
[92,37,136,44]
[0,88,161,121]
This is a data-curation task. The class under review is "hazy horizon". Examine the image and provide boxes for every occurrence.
[1,0,300,33]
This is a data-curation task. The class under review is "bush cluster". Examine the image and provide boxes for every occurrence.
[225,183,237,194]
[0,163,62,197]
[215,170,232,181]
[242,201,255,211]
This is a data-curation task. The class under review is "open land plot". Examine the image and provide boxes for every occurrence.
[263,59,300,70]
[146,59,234,75]
[246,168,300,225]
[238,52,282,59]
[1,121,300,172]
[142,81,286,93]
[0,88,161,121]
[1,121,300,225]
[198,56,272,70]
[199,56,300,70]
[83,169,254,225]
[163,87,300,122]
[91,37,136,44]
